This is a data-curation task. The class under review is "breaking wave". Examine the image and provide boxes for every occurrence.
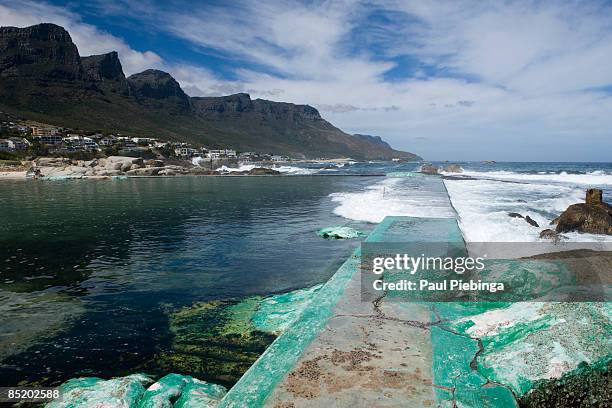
[329,176,455,223]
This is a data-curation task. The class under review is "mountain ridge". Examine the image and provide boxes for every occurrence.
[0,23,421,160]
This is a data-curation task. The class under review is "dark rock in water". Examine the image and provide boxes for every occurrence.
[516,199,527,203]
[554,189,612,235]
[443,164,463,173]
[525,215,539,228]
[539,229,565,242]
[248,167,280,175]
[420,164,439,175]
[509,212,539,227]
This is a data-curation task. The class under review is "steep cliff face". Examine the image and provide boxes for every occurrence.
[0,23,421,160]
[81,51,129,94]
[127,69,191,112]
[81,51,124,81]
[0,23,81,79]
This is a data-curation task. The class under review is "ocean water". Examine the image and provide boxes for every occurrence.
[0,176,375,386]
[1,161,611,388]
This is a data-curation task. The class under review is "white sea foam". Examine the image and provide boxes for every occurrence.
[442,169,612,186]
[444,177,612,243]
[215,164,317,175]
[330,177,455,223]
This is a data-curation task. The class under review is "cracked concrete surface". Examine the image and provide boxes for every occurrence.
[265,260,439,407]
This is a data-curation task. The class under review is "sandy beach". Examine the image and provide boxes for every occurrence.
[0,170,26,180]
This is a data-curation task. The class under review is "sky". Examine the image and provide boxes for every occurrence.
[1,0,612,161]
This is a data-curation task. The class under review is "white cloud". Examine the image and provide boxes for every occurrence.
[2,0,612,160]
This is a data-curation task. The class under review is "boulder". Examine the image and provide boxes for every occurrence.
[420,164,439,175]
[444,164,463,173]
[126,167,161,176]
[35,157,71,167]
[508,212,523,218]
[248,167,281,175]
[145,159,164,168]
[554,189,612,235]
[539,229,565,242]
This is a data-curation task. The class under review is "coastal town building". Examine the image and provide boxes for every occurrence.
[175,147,200,158]
[8,137,30,150]
[31,126,59,136]
[207,149,237,159]
[64,135,100,152]
[100,136,118,146]
[33,134,63,145]
[0,139,9,151]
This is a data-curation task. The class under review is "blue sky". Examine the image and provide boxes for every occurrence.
[2,0,612,161]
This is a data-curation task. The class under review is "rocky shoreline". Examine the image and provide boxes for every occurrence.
[0,156,285,180]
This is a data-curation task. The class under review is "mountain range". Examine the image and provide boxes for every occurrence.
[0,23,421,160]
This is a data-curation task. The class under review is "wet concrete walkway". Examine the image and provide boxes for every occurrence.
[264,217,463,408]
[218,175,466,407]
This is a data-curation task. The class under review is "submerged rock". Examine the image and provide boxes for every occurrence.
[553,189,612,235]
[153,285,321,386]
[317,226,365,240]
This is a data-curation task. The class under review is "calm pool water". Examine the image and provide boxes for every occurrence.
[0,176,376,386]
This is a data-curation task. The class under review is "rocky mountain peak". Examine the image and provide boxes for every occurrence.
[81,51,125,81]
[353,134,391,149]
[127,69,190,111]
[0,23,82,79]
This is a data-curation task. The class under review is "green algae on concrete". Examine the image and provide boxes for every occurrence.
[46,374,152,408]
[452,302,612,396]
[252,284,323,333]
[137,373,188,408]
[138,373,227,408]
[316,226,364,240]
[47,373,226,408]
[174,379,227,408]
